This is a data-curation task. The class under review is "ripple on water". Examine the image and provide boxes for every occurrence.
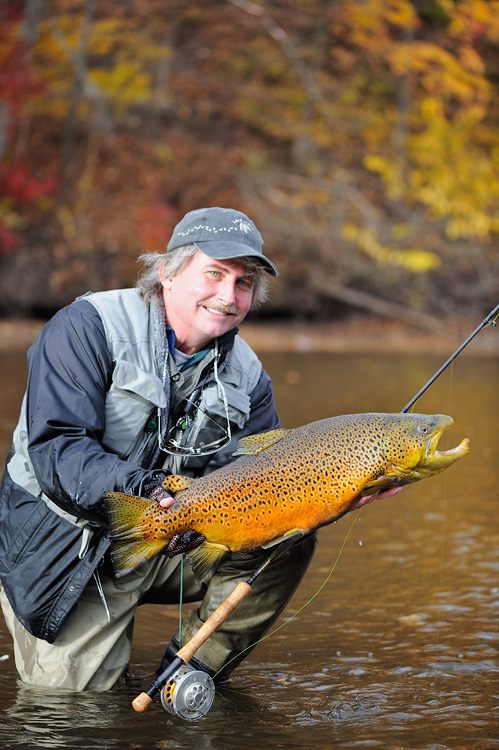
[0,351,498,749]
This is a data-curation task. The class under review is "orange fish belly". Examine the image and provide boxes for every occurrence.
[158,455,372,553]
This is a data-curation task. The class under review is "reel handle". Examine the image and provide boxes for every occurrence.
[132,655,184,713]
[177,581,251,663]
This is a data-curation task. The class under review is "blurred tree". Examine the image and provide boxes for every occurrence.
[0,0,497,321]
[0,2,58,256]
[229,0,499,319]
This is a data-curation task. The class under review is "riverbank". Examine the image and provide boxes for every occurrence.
[240,316,497,356]
[0,315,496,355]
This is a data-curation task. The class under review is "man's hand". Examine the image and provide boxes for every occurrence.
[164,530,206,557]
[350,485,403,511]
[147,484,174,509]
[145,483,205,556]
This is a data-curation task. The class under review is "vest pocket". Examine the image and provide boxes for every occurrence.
[172,383,250,457]
[102,360,166,458]
[200,383,251,429]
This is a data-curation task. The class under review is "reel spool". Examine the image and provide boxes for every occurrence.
[160,665,215,721]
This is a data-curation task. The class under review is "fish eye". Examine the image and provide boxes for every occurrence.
[420,425,429,435]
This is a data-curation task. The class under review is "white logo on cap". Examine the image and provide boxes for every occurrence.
[238,220,252,233]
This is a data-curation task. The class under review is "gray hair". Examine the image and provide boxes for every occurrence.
[136,244,270,308]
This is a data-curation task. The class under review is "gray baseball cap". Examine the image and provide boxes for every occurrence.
[167,207,279,277]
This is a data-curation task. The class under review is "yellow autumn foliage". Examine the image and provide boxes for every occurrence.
[31,15,168,113]
[342,225,441,272]
[2,0,498,313]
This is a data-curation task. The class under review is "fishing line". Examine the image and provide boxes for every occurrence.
[397,307,498,665]
[213,509,362,679]
[178,307,498,686]
[434,359,454,674]
[434,471,448,672]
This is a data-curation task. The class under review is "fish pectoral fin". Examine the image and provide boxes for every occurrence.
[233,428,289,456]
[261,528,306,549]
[162,474,192,494]
[186,541,230,583]
[360,476,403,497]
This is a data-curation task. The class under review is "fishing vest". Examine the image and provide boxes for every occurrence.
[7,288,263,529]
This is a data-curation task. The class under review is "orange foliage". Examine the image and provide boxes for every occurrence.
[0,0,497,318]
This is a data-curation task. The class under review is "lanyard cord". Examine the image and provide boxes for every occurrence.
[212,339,232,445]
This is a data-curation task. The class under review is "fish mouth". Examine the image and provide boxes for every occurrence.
[425,416,453,461]
[422,417,470,476]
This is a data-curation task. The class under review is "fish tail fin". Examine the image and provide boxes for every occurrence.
[104,492,170,577]
[186,541,230,583]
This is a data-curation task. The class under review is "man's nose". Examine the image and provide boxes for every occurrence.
[217,278,238,305]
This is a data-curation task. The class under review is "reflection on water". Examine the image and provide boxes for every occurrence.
[0,350,497,749]
[1,684,119,748]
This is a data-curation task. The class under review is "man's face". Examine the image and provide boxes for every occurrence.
[160,250,255,355]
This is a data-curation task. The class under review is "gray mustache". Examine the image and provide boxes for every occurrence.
[199,301,240,315]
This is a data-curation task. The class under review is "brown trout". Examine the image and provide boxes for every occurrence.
[105,413,470,581]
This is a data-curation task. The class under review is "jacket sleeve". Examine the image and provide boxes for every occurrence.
[25,301,166,525]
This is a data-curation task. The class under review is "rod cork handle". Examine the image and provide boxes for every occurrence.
[131,580,252,713]
[176,581,252,664]
[132,692,154,713]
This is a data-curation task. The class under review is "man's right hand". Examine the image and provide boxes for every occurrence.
[147,485,174,509]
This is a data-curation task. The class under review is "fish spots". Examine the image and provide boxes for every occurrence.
[113,412,462,563]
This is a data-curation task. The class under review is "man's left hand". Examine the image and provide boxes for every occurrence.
[350,485,403,511]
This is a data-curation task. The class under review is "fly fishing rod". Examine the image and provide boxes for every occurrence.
[132,535,300,720]
[400,303,498,413]
[132,304,497,720]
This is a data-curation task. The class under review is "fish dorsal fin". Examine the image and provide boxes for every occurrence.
[233,428,289,456]
[186,541,230,583]
[162,474,192,494]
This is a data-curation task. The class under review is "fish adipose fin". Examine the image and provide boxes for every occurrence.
[234,428,290,456]
[104,491,168,577]
[186,541,231,582]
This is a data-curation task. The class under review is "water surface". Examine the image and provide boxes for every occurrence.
[0,349,497,749]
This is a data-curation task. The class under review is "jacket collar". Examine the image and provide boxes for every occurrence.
[167,326,238,372]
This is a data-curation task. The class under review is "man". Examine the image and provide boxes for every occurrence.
[0,207,317,691]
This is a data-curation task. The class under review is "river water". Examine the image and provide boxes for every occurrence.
[0,346,497,749]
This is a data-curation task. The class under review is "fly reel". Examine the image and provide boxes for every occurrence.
[160,665,215,721]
